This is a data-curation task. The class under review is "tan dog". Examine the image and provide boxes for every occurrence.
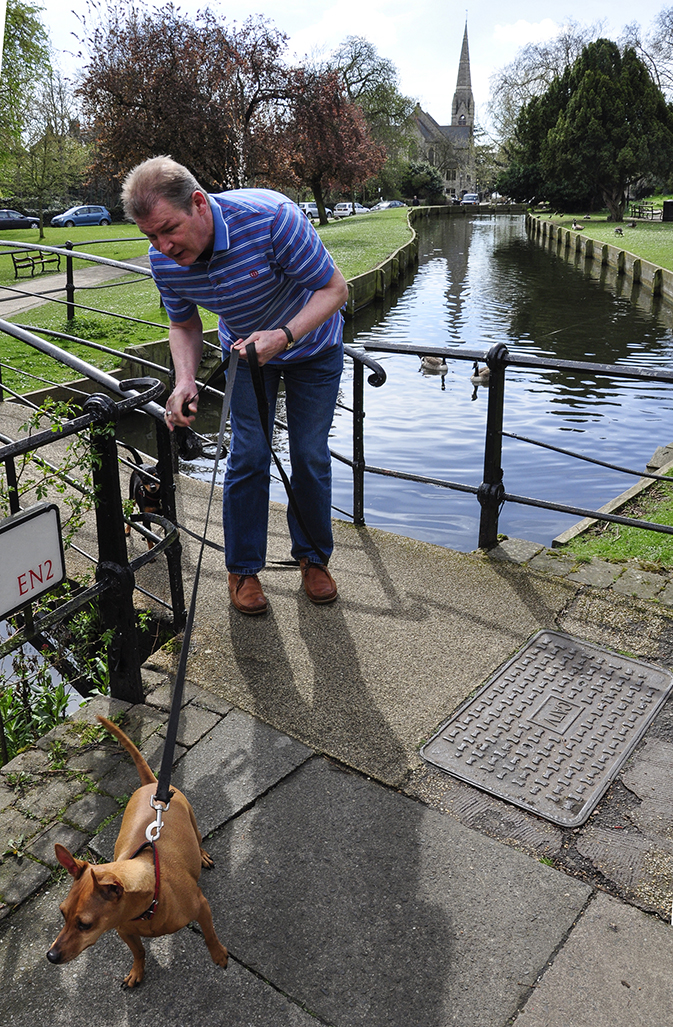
[47,715,228,987]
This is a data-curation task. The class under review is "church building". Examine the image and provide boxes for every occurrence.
[412,24,476,199]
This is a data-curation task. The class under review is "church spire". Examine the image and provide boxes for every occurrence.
[451,23,474,128]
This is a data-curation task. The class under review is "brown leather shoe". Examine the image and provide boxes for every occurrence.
[228,573,268,615]
[300,558,337,604]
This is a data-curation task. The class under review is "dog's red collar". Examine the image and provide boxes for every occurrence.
[130,841,160,920]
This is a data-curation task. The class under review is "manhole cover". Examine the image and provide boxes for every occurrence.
[421,630,673,827]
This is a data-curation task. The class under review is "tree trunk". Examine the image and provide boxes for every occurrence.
[311,177,329,225]
[602,184,626,222]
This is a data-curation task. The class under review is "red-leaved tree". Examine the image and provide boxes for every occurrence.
[76,3,291,189]
[281,68,387,222]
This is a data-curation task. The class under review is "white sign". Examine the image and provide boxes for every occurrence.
[0,503,66,619]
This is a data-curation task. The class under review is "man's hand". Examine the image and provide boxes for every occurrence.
[232,328,289,367]
[165,310,204,431]
[164,378,199,431]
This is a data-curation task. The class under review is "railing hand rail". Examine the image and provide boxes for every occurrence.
[0,318,166,421]
[361,339,673,385]
[0,239,153,277]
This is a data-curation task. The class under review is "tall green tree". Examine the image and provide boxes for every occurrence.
[488,21,601,143]
[499,39,673,221]
[330,36,415,200]
[10,70,90,236]
[0,0,50,165]
[331,37,415,150]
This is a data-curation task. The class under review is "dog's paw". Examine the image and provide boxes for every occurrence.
[212,944,228,969]
[200,847,215,869]
[122,966,145,988]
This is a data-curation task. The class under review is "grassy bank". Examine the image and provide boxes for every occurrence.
[561,472,673,567]
[544,212,673,270]
[0,207,411,292]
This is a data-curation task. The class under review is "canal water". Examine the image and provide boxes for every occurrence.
[151,214,673,553]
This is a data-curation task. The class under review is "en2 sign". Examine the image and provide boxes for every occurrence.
[0,503,66,619]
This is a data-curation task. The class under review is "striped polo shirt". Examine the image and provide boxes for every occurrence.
[149,189,343,364]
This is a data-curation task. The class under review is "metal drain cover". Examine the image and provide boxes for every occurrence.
[421,630,673,827]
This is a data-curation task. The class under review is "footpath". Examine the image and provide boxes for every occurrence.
[1,423,673,1024]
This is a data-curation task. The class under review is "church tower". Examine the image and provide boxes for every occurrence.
[451,24,474,129]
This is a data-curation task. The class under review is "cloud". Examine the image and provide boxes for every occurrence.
[493,19,559,47]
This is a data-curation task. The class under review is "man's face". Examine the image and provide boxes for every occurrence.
[135,190,214,265]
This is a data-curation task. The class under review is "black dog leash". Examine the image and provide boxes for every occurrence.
[245,342,329,567]
[149,350,240,819]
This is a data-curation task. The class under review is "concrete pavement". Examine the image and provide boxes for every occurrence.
[2,402,673,1023]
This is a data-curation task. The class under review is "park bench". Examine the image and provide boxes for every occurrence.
[629,203,663,221]
[11,249,61,279]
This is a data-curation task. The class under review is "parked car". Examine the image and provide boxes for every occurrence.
[51,204,112,227]
[298,201,333,220]
[333,202,370,217]
[0,209,39,230]
[369,200,407,211]
[460,193,480,206]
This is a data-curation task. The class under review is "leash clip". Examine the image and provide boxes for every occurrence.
[146,794,170,843]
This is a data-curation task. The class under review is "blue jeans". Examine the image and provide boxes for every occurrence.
[223,343,343,575]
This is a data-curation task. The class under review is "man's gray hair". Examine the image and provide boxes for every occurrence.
[121,156,205,221]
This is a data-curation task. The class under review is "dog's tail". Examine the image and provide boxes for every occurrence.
[117,441,144,467]
[97,715,157,786]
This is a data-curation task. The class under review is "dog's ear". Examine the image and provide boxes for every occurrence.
[92,868,125,902]
[55,843,88,880]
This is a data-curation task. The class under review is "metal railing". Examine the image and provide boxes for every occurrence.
[338,339,673,549]
[0,337,186,702]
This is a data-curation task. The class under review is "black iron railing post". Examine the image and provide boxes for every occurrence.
[478,344,509,549]
[65,241,75,321]
[5,455,20,514]
[155,418,186,629]
[353,357,366,525]
[84,394,144,703]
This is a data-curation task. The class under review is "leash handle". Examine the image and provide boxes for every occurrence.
[245,342,329,567]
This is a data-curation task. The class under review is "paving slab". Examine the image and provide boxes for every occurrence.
[170,708,313,838]
[513,892,673,1027]
[0,879,317,1027]
[203,758,592,1027]
[149,507,579,788]
[612,565,667,600]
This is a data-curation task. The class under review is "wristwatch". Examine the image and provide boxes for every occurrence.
[279,325,294,350]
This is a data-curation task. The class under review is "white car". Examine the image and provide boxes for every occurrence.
[460,193,480,206]
[333,202,369,217]
[298,202,332,220]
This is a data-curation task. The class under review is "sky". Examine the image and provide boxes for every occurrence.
[6,0,672,135]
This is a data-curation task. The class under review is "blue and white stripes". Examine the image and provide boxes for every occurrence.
[149,189,342,363]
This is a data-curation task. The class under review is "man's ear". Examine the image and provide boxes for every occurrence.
[192,190,209,215]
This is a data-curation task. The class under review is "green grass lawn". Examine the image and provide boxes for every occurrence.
[0,209,412,392]
[0,223,150,286]
[563,473,673,567]
[317,207,412,280]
